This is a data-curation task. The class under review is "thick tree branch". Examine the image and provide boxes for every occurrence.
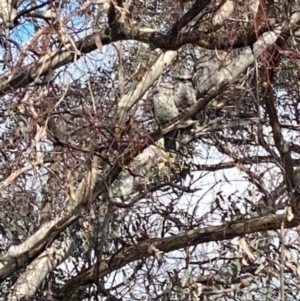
[7,238,74,301]
[3,11,300,96]
[58,212,300,301]
[2,13,300,297]
[1,20,297,281]
[169,0,212,35]
[261,49,297,209]
[0,157,99,281]
[114,50,177,138]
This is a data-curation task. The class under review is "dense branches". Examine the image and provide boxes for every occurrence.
[1,0,300,300]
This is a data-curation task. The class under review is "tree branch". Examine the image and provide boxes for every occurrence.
[58,212,300,301]
[114,50,177,138]
[3,10,299,96]
[169,0,212,35]
[7,238,74,301]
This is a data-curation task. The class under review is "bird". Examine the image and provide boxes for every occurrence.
[152,82,179,151]
[152,82,179,125]
[152,75,197,151]
[173,74,197,111]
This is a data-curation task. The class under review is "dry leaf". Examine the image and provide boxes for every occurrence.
[286,206,294,221]
[241,257,249,266]
[35,125,47,141]
[212,0,234,26]
[122,270,128,284]
[103,0,111,11]
[223,174,230,183]
[239,237,256,261]
[215,48,226,61]
[94,33,103,52]
[249,0,260,14]
[241,278,250,287]
[296,264,300,277]
[284,249,292,261]
[285,260,296,274]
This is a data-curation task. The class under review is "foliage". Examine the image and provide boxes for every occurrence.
[1,0,300,300]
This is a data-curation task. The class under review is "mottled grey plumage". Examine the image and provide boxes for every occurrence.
[173,76,197,111]
[152,82,179,150]
[152,78,197,150]
[152,82,179,125]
